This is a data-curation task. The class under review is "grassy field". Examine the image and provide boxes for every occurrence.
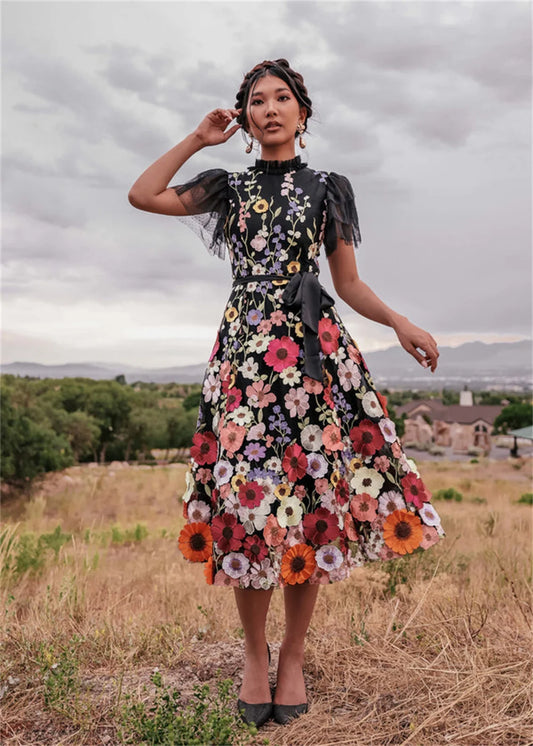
[1,456,532,745]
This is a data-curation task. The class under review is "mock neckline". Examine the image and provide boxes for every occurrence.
[251,155,307,174]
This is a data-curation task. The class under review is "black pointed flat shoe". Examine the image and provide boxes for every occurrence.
[237,643,273,727]
[272,701,309,725]
[237,699,274,727]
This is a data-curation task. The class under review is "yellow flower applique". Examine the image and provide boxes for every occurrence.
[225,306,238,322]
[253,199,269,214]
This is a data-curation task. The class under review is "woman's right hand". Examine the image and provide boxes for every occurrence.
[128,107,242,216]
[194,108,242,147]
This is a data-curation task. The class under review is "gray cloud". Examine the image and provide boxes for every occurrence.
[1,1,530,367]
[284,1,530,149]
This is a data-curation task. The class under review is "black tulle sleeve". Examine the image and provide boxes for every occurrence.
[170,168,229,260]
[323,172,361,257]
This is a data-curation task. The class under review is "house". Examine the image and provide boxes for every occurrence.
[395,386,503,455]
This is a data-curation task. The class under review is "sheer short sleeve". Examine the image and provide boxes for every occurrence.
[323,172,361,257]
[170,168,229,260]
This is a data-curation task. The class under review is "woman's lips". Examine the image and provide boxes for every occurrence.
[265,123,282,131]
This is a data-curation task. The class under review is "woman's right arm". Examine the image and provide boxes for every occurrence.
[127,108,241,215]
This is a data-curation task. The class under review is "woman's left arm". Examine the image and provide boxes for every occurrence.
[327,238,440,372]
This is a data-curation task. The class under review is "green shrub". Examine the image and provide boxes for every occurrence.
[0,525,72,578]
[118,670,258,745]
[433,488,463,502]
[110,523,149,545]
[37,636,85,716]
[518,492,533,505]
[382,556,411,597]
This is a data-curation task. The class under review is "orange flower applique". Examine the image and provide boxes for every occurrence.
[376,390,389,417]
[178,522,213,562]
[203,556,214,585]
[281,543,317,584]
[383,509,423,555]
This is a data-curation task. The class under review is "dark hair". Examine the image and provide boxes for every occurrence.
[235,58,313,139]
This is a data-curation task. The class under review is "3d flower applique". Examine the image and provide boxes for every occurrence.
[382,509,423,555]
[178,522,213,562]
[281,543,317,584]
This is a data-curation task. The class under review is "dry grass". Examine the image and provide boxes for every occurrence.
[1,457,532,745]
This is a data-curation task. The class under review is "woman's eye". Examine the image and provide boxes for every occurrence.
[250,99,263,106]
[279,95,289,101]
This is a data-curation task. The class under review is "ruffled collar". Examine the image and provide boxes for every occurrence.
[251,155,307,174]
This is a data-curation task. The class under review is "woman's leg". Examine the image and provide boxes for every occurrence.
[233,587,274,703]
[274,583,320,705]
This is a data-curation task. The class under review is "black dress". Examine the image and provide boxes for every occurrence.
[174,155,445,589]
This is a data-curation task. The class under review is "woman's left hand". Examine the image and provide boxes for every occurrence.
[392,316,440,372]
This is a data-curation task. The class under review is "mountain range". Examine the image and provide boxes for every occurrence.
[2,340,531,391]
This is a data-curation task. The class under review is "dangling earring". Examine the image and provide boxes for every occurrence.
[245,134,254,154]
[297,122,306,149]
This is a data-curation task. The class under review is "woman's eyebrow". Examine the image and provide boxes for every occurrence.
[250,87,291,97]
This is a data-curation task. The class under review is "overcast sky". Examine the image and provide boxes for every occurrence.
[2,0,531,369]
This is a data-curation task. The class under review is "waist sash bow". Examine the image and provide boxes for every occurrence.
[232,271,335,382]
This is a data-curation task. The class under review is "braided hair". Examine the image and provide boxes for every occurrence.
[235,58,313,140]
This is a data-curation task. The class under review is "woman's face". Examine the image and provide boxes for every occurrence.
[245,73,306,150]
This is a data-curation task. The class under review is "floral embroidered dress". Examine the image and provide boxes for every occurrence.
[173,155,445,589]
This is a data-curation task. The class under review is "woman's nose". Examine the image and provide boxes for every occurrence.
[266,99,278,116]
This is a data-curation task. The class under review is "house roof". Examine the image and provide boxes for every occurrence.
[396,399,503,426]
[508,425,533,440]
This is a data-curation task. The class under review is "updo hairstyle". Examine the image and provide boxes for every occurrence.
[235,58,313,139]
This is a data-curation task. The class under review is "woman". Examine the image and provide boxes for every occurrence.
[128,58,445,729]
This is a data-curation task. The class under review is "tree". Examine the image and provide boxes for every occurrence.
[167,407,197,449]
[58,380,89,413]
[183,390,202,412]
[1,386,73,487]
[64,411,101,461]
[442,388,459,406]
[493,402,533,434]
[85,383,132,462]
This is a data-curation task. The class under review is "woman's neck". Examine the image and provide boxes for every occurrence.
[258,144,297,161]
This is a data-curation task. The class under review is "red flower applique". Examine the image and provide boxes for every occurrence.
[190,431,218,465]
[401,472,431,509]
[238,480,265,508]
[264,336,300,371]
[335,477,351,506]
[225,386,242,411]
[282,443,308,481]
[349,419,385,457]
[303,507,340,545]
[211,512,246,552]
[318,318,340,354]
[243,534,269,563]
